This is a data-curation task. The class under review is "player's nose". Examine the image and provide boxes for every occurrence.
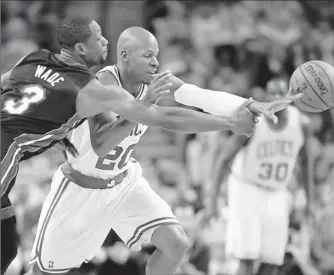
[151,56,159,68]
[102,37,109,46]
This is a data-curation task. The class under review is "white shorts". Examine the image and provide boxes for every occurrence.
[29,164,178,273]
[225,175,290,265]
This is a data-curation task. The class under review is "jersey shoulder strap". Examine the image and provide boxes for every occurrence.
[98,65,122,87]
[97,65,146,100]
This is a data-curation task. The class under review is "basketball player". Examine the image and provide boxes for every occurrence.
[206,79,314,275]
[1,16,266,275]
[27,27,301,275]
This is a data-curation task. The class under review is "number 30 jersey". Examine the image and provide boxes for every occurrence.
[68,65,148,180]
[230,106,305,190]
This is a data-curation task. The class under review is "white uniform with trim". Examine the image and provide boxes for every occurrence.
[30,65,178,273]
[225,106,305,265]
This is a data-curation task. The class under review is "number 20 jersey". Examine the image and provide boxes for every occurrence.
[68,65,148,179]
[230,106,305,190]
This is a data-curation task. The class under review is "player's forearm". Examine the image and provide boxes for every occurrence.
[157,106,236,133]
[107,98,237,133]
[91,119,136,157]
[174,84,248,116]
[301,135,314,209]
[211,157,228,203]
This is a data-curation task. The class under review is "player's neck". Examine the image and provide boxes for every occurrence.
[58,49,89,69]
[117,65,142,96]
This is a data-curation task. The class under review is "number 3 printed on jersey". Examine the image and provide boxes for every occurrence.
[4,85,45,114]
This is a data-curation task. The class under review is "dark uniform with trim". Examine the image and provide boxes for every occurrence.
[1,49,95,273]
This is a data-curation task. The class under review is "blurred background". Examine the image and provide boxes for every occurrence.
[2,0,334,274]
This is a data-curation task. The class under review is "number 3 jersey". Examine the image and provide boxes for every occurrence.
[67,65,148,179]
[230,106,305,190]
[1,50,95,145]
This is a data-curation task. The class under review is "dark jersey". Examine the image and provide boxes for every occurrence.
[1,49,95,200]
[1,49,95,138]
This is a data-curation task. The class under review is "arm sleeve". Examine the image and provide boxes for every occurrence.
[174,83,247,116]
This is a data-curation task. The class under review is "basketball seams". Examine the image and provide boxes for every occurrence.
[299,66,329,108]
[293,69,324,111]
[299,98,324,111]
[309,61,334,104]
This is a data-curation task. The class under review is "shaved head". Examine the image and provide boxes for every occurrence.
[116,27,159,84]
[117,27,158,58]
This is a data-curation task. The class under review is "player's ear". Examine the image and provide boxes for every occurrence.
[74,43,87,56]
[120,50,128,62]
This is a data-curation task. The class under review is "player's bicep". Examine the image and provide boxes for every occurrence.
[76,78,134,118]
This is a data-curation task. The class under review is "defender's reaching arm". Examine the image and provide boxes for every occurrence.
[78,74,257,149]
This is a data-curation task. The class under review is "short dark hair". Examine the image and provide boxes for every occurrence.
[57,16,93,49]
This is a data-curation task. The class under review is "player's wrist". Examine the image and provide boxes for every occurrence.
[227,115,240,133]
[247,99,261,113]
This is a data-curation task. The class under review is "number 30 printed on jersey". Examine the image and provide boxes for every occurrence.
[258,162,289,182]
[4,85,45,115]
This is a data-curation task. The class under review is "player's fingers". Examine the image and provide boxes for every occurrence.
[154,74,173,88]
[286,93,303,102]
[239,97,254,109]
[156,90,171,99]
[264,112,278,124]
[151,71,171,85]
[157,82,173,92]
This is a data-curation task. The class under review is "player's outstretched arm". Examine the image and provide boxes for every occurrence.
[168,75,301,124]
[77,78,257,136]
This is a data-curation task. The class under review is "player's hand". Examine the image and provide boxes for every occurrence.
[144,71,173,103]
[167,74,185,92]
[248,88,303,123]
[232,98,260,137]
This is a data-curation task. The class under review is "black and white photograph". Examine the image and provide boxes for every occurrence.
[1,1,334,275]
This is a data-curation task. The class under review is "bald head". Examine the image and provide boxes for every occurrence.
[117,27,158,58]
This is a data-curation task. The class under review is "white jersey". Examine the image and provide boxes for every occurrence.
[67,65,148,179]
[230,106,305,190]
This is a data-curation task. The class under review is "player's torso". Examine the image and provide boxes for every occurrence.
[1,50,95,141]
[68,65,148,179]
[231,106,305,190]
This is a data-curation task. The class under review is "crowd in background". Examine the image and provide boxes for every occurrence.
[2,1,334,275]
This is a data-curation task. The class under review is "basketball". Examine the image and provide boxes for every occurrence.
[289,60,334,112]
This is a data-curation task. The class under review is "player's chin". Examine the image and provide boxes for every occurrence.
[144,74,153,84]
